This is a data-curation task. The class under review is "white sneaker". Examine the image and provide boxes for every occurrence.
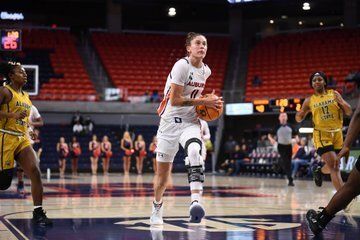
[150,202,164,225]
[150,225,164,240]
[189,201,205,223]
[344,197,357,213]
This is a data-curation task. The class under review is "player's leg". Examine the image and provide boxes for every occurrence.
[180,124,206,223]
[0,169,14,190]
[307,157,360,234]
[150,152,174,225]
[150,120,179,225]
[322,150,343,190]
[16,145,52,226]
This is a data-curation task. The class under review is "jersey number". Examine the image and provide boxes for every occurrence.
[190,90,199,99]
[321,106,329,115]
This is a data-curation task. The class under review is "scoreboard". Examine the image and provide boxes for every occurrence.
[253,98,304,113]
[1,29,21,51]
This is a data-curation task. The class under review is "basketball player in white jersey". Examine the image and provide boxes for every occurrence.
[150,32,223,225]
[17,105,43,194]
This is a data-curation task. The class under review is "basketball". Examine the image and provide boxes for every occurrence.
[196,94,223,121]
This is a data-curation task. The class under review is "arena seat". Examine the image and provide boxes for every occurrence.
[20,29,98,101]
[245,29,360,101]
[92,32,230,98]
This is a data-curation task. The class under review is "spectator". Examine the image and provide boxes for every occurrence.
[73,121,83,136]
[291,137,314,179]
[233,144,251,175]
[257,135,271,152]
[252,75,262,87]
[224,135,238,161]
[150,90,161,103]
[83,116,94,134]
[72,111,83,126]
[143,90,151,103]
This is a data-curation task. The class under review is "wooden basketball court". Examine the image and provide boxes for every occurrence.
[0,173,359,240]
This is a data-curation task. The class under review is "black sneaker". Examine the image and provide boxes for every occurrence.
[313,166,323,187]
[32,208,53,226]
[306,208,333,235]
[288,179,295,187]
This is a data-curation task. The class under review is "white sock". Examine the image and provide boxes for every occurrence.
[191,193,201,203]
[154,199,162,205]
[34,206,42,210]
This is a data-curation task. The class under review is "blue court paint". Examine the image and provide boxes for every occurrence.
[6,214,360,240]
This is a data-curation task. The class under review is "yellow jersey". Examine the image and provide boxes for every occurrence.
[309,89,343,132]
[0,85,32,134]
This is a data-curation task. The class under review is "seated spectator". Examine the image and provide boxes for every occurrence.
[143,90,151,103]
[224,135,238,161]
[150,90,161,103]
[256,135,271,152]
[83,116,94,134]
[291,138,314,178]
[233,144,251,175]
[252,75,262,87]
[73,121,83,136]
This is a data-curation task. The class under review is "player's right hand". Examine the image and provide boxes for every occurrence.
[11,110,27,120]
[202,90,223,109]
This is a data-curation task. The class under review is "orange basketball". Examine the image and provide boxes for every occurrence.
[196,94,223,121]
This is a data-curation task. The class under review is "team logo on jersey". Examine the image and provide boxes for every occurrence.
[189,72,193,80]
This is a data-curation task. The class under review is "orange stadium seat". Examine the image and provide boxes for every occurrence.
[91,32,230,98]
[245,29,360,101]
[21,29,98,101]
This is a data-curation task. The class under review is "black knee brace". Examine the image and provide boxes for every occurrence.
[0,169,14,190]
[187,165,204,183]
[184,138,202,156]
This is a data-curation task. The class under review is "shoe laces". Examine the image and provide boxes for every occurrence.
[153,202,162,212]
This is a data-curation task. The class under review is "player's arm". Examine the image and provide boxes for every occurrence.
[342,98,360,150]
[0,87,26,120]
[109,143,112,151]
[335,98,360,168]
[295,97,311,122]
[56,143,60,152]
[202,122,211,141]
[88,142,92,151]
[170,83,222,109]
[30,116,44,127]
[334,90,353,116]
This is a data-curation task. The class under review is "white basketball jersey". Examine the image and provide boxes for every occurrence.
[157,57,211,122]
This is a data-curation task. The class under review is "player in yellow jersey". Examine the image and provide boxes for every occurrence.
[296,72,352,192]
[0,61,52,226]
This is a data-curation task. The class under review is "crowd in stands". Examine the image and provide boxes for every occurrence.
[221,134,321,178]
